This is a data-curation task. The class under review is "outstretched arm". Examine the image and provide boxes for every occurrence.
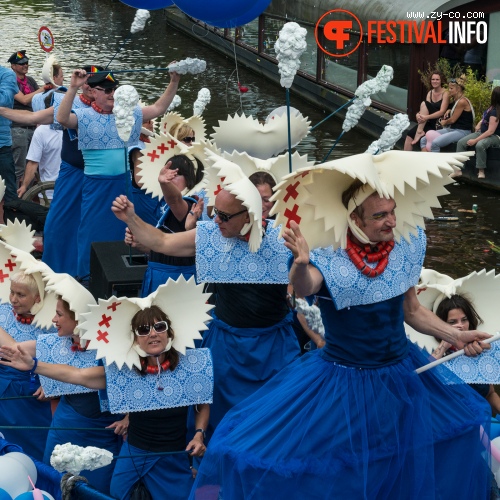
[403,287,490,356]
[0,107,53,125]
[142,67,180,122]
[284,221,323,297]
[112,195,196,257]
[158,163,190,221]
[0,344,106,389]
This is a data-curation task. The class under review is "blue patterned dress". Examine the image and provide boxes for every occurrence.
[0,303,55,460]
[191,229,491,499]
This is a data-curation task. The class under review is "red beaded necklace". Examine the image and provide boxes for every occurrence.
[140,357,170,375]
[14,311,34,324]
[346,232,395,278]
[80,94,92,106]
[91,101,113,114]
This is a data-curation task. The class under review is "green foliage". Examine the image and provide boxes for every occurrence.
[418,59,492,123]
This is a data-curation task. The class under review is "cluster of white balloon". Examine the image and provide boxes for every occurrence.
[0,452,54,500]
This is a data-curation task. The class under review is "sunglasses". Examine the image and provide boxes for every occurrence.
[16,62,28,66]
[134,321,169,337]
[213,207,248,223]
[182,136,195,143]
[94,87,116,95]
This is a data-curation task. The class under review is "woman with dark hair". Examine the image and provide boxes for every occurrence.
[456,86,500,179]
[433,294,500,414]
[127,154,204,296]
[404,70,449,150]
[0,301,210,500]
[421,77,475,152]
[249,171,276,220]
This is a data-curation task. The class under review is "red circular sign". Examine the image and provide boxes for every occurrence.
[315,9,363,58]
[38,26,55,53]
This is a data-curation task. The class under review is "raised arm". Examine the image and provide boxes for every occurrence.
[141,67,180,122]
[112,195,196,257]
[403,287,490,356]
[57,69,88,129]
[0,344,106,389]
[284,221,324,297]
[158,162,190,221]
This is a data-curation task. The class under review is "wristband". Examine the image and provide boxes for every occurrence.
[194,428,206,439]
[29,357,38,390]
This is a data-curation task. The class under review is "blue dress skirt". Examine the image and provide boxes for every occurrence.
[140,262,196,297]
[77,172,128,278]
[201,313,300,439]
[43,395,123,495]
[42,161,84,276]
[191,298,491,499]
[110,441,193,500]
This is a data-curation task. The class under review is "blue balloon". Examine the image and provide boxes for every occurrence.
[120,0,174,10]
[0,489,11,500]
[208,0,272,28]
[173,0,263,27]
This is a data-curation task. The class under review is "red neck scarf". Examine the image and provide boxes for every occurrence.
[346,232,395,278]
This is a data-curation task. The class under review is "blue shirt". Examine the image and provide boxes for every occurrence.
[0,67,19,147]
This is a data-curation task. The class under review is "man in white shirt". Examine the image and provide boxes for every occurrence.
[18,124,62,201]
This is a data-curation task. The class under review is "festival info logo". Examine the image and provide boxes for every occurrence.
[315,9,487,57]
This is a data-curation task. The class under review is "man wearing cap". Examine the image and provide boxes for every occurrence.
[57,67,181,281]
[0,66,100,276]
[0,64,20,206]
[8,50,45,183]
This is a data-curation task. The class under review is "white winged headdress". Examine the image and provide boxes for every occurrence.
[79,276,213,370]
[406,268,500,353]
[270,151,471,251]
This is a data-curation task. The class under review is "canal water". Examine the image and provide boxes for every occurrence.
[2,0,499,277]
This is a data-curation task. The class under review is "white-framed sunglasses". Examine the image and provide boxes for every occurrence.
[134,321,169,337]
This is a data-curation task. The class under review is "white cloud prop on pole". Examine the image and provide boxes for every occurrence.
[167,94,182,112]
[193,88,211,116]
[275,22,308,89]
[169,58,206,75]
[130,9,151,34]
[365,113,410,155]
[342,65,394,133]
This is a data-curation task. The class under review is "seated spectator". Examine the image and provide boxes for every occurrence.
[456,86,500,179]
[421,77,474,152]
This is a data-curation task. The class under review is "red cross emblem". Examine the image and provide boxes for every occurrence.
[96,329,109,343]
[214,177,226,196]
[294,171,309,179]
[284,181,300,203]
[284,204,301,228]
[98,313,112,328]
[107,301,121,312]
[0,270,9,283]
[147,150,160,162]
[4,259,16,272]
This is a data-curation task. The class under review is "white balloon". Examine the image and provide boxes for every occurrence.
[4,453,37,486]
[0,456,30,498]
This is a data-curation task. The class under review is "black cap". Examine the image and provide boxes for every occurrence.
[82,65,104,74]
[8,50,28,64]
[87,71,119,88]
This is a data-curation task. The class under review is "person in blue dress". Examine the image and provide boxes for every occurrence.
[189,151,493,499]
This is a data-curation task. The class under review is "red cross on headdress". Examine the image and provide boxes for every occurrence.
[284,204,301,228]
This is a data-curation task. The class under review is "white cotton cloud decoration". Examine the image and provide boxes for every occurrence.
[169,58,206,75]
[130,9,151,34]
[167,94,182,112]
[365,113,410,154]
[50,443,113,475]
[113,85,140,142]
[193,88,211,116]
[275,22,308,88]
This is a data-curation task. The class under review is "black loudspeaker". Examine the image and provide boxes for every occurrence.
[89,241,147,300]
